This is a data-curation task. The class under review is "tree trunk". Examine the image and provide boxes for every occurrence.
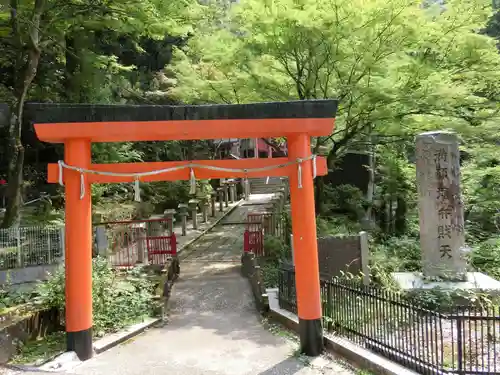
[312,137,326,215]
[362,136,375,230]
[388,199,394,234]
[1,0,46,228]
[376,199,388,236]
[64,34,80,102]
[314,176,326,215]
[394,196,407,236]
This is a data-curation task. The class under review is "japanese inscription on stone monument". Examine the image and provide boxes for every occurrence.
[416,131,467,281]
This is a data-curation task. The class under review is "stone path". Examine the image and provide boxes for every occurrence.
[219,194,276,224]
[54,195,356,375]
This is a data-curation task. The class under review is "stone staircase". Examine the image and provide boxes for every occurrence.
[249,177,287,195]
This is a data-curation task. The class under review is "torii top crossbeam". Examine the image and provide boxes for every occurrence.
[31,99,338,362]
[32,100,337,143]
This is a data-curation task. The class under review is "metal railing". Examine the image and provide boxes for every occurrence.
[278,266,500,375]
[0,226,64,270]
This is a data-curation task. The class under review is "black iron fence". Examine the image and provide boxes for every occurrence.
[278,266,500,375]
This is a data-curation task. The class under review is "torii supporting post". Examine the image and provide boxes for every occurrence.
[288,133,323,356]
[64,139,93,360]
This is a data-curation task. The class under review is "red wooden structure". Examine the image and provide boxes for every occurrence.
[96,218,176,268]
[244,214,264,256]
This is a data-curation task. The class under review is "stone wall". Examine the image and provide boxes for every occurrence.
[241,252,266,312]
[317,233,369,284]
[0,307,63,364]
[0,263,61,287]
[318,236,361,278]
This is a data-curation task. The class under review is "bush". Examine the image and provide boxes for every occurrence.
[258,235,292,288]
[316,216,361,237]
[470,236,500,280]
[322,184,367,219]
[34,257,156,336]
[368,235,421,288]
[0,285,32,310]
[263,235,290,261]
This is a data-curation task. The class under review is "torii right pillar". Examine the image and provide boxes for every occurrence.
[288,133,323,356]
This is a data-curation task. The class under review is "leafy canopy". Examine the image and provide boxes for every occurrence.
[170,0,500,158]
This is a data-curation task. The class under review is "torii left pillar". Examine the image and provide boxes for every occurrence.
[64,139,93,359]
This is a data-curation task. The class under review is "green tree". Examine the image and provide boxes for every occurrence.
[169,0,500,214]
[0,0,201,227]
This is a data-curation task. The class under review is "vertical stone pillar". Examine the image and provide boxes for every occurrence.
[94,226,108,257]
[178,203,189,236]
[200,196,209,223]
[277,188,286,211]
[163,209,176,235]
[243,179,250,200]
[188,199,199,230]
[135,224,147,264]
[223,182,229,208]
[210,192,217,217]
[416,131,467,281]
[217,188,224,212]
[281,177,289,202]
[228,180,236,202]
[180,213,188,236]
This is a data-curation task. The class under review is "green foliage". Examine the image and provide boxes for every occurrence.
[0,283,32,310]
[462,147,500,242]
[322,184,367,220]
[470,236,500,280]
[141,181,193,212]
[260,234,292,288]
[261,262,282,289]
[35,257,157,335]
[171,0,500,153]
[316,216,361,237]
[10,332,66,365]
[263,235,290,261]
[0,0,206,227]
[369,236,422,288]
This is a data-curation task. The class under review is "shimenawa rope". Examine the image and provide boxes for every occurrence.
[57,155,318,201]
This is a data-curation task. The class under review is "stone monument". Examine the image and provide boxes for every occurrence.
[417,131,467,280]
[393,131,500,291]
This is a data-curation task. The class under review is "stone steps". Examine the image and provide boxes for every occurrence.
[249,177,286,195]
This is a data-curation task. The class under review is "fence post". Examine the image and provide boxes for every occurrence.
[16,227,22,268]
[170,233,177,256]
[244,230,250,253]
[60,227,66,263]
[456,316,464,373]
[359,231,370,286]
[326,283,333,332]
[47,228,52,264]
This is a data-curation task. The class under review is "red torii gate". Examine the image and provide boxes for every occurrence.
[33,100,338,360]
